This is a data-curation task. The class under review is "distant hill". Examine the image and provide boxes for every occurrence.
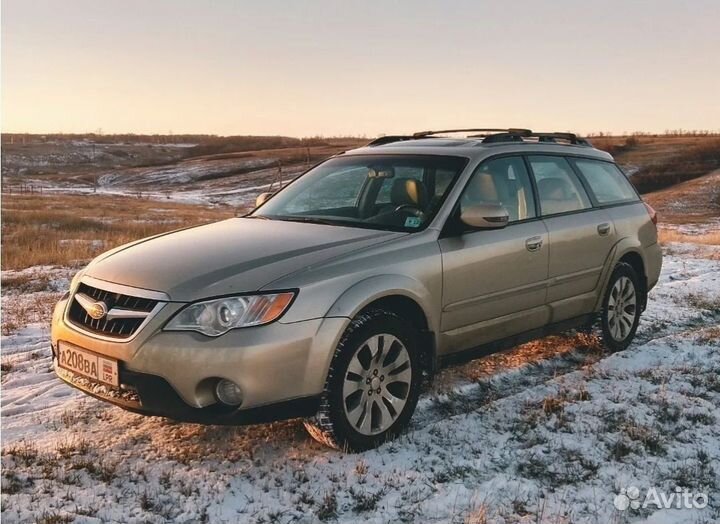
[591,135,720,193]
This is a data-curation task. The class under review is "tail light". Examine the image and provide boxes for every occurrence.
[643,202,658,226]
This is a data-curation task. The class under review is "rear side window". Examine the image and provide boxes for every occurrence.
[528,156,591,216]
[571,159,639,204]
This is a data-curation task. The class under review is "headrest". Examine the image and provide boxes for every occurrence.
[538,177,573,200]
[469,172,500,202]
[391,178,428,208]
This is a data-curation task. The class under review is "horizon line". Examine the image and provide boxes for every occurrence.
[3,129,720,140]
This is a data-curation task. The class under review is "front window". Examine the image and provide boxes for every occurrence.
[460,156,537,222]
[253,155,468,231]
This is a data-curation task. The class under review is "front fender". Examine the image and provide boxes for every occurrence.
[326,274,439,335]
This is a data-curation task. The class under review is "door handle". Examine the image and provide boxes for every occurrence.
[525,236,543,252]
[597,223,611,236]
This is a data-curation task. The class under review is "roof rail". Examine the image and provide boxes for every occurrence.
[366,128,592,147]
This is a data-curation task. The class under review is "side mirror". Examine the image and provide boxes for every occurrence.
[255,192,274,208]
[460,203,510,229]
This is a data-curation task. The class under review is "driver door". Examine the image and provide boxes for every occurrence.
[439,156,550,354]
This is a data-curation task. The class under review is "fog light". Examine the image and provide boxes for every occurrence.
[215,379,243,406]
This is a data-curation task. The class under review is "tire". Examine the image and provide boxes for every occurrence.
[600,262,642,352]
[304,308,422,451]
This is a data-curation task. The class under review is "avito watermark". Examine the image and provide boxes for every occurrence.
[614,486,708,511]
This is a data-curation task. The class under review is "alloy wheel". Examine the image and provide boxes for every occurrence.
[342,333,412,435]
[607,276,637,341]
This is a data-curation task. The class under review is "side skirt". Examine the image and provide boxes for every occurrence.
[437,313,596,368]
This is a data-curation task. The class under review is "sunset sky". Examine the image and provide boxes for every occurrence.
[2,0,719,137]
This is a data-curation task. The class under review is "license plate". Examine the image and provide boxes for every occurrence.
[57,342,119,387]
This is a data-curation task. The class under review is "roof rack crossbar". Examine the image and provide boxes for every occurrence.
[366,135,415,147]
[413,128,531,138]
[482,131,591,146]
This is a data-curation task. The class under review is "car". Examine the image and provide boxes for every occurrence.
[51,128,662,451]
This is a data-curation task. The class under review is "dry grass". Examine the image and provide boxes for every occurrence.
[644,168,720,226]
[658,229,720,245]
[1,271,55,293]
[593,136,720,194]
[0,292,60,335]
[464,504,489,524]
[631,139,720,193]
[697,326,720,344]
[1,193,234,270]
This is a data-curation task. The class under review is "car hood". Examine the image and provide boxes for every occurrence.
[85,218,404,301]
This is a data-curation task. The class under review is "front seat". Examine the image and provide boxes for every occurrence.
[464,172,500,206]
[390,177,428,210]
[371,178,429,225]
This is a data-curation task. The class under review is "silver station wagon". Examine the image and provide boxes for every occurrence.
[52,128,662,451]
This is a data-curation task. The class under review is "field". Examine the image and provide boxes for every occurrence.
[1,135,365,207]
[1,135,719,523]
[591,135,720,193]
[1,194,234,271]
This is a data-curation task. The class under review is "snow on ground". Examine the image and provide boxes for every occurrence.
[1,245,719,523]
[19,158,307,208]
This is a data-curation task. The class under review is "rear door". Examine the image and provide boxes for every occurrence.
[527,155,616,322]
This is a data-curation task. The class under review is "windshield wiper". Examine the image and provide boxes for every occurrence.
[268,216,342,226]
[257,214,410,232]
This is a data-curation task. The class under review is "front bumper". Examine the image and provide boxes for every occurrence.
[53,360,320,424]
[51,296,349,423]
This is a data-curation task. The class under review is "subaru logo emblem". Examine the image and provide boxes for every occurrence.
[87,301,108,320]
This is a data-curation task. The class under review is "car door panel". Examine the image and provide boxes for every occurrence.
[526,154,619,323]
[439,220,549,353]
[543,206,616,321]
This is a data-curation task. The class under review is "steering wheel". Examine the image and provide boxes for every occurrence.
[394,204,425,218]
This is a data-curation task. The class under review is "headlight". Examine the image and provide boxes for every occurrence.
[164,292,295,337]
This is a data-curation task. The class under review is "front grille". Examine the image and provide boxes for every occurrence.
[67,282,159,339]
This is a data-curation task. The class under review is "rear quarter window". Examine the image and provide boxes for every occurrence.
[571,159,639,205]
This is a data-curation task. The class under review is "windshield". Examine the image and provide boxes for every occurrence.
[252,154,468,232]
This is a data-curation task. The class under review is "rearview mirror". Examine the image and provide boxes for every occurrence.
[460,203,510,229]
[368,166,395,179]
[255,192,274,208]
